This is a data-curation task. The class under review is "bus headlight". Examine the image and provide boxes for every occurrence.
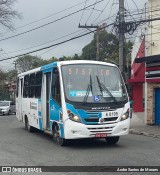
[120,109,129,121]
[68,110,82,123]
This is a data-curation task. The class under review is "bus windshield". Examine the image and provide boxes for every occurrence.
[61,64,128,104]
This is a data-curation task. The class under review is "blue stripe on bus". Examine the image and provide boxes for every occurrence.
[59,123,64,138]
[66,103,101,125]
[38,99,41,117]
[41,62,57,71]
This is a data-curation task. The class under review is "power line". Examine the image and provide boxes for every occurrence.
[3,14,117,56]
[0,22,115,62]
[91,0,111,24]
[1,0,90,35]
[4,29,84,55]
[86,0,98,24]
[0,0,105,42]
[79,0,88,24]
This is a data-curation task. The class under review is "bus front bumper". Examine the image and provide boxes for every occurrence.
[64,118,130,139]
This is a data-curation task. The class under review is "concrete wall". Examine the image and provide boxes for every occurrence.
[144,0,160,125]
[146,0,160,56]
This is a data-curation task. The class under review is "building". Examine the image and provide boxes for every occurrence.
[128,35,145,113]
[128,0,160,125]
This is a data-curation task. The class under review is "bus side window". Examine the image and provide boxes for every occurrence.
[35,71,42,98]
[29,73,35,98]
[23,74,30,98]
[16,78,19,97]
[52,71,61,105]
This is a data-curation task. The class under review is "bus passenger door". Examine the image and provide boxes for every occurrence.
[41,72,51,130]
[17,78,23,121]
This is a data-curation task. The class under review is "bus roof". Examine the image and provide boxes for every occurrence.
[18,60,117,77]
[57,60,117,67]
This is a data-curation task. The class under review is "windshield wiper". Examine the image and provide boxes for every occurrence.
[96,76,117,103]
[82,75,92,104]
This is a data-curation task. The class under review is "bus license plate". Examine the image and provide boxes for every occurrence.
[95,133,107,138]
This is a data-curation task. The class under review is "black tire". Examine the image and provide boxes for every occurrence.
[25,117,34,132]
[52,124,67,146]
[105,136,119,145]
[8,110,11,115]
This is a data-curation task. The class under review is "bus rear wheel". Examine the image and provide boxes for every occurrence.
[25,117,34,132]
[105,136,119,145]
[52,124,67,146]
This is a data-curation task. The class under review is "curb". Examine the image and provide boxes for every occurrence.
[129,129,160,138]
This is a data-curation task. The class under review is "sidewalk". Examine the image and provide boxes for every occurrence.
[129,112,160,138]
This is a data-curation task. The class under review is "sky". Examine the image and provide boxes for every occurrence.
[0,0,147,71]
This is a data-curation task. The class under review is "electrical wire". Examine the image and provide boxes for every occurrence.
[4,29,84,55]
[0,22,115,62]
[1,0,90,35]
[3,14,117,56]
[86,0,98,24]
[91,0,111,24]
[79,0,88,24]
[0,0,105,42]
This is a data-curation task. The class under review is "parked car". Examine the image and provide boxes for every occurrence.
[0,101,16,115]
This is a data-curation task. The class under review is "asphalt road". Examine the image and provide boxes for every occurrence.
[0,115,160,174]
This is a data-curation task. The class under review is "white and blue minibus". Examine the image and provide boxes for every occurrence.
[16,60,130,146]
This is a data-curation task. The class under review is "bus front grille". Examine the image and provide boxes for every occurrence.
[104,117,118,122]
[87,126,115,134]
[84,118,99,122]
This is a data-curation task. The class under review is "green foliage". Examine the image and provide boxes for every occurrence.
[6,69,17,82]
[15,55,46,73]
[81,39,96,60]
[81,30,133,65]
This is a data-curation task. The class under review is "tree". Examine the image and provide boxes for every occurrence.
[81,30,132,65]
[72,54,80,60]
[0,0,20,29]
[0,69,7,92]
[6,69,17,82]
[15,55,46,73]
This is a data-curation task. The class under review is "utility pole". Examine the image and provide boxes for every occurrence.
[78,24,100,61]
[119,0,125,78]
[96,28,100,61]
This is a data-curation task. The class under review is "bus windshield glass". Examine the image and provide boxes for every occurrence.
[61,64,127,104]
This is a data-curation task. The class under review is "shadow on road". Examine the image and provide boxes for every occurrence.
[16,126,125,149]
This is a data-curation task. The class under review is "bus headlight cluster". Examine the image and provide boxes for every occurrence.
[120,109,129,121]
[67,110,82,123]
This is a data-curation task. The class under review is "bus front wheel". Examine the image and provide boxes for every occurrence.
[105,136,119,145]
[52,124,67,146]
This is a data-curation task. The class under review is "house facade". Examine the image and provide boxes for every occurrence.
[129,0,160,125]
